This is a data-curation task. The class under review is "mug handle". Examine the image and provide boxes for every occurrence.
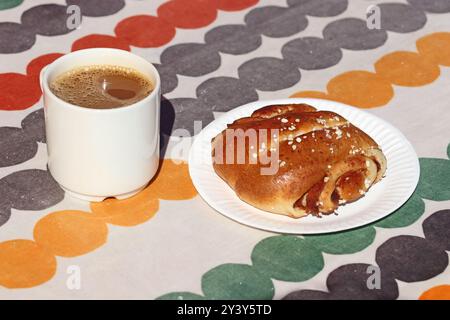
[39,66,48,92]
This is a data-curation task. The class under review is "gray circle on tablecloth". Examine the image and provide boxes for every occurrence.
[21,4,72,36]
[66,0,125,17]
[282,37,342,70]
[0,201,12,227]
[0,169,64,211]
[282,290,331,300]
[407,0,450,13]
[22,108,46,143]
[379,3,427,33]
[153,64,178,95]
[160,43,221,77]
[423,209,450,251]
[326,263,399,300]
[323,18,387,50]
[197,77,258,112]
[0,22,35,54]
[238,57,301,91]
[376,235,449,283]
[161,98,214,136]
[245,6,308,38]
[0,127,38,168]
[287,0,348,17]
[205,24,262,55]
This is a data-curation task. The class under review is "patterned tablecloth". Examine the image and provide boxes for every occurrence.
[0,0,449,300]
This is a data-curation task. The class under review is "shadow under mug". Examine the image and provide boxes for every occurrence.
[40,48,161,202]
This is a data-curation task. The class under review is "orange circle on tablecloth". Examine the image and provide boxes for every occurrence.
[26,53,64,77]
[419,285,450,300]
[72,34,130,52]
[146,160,198,200]
[0,73,42,110]
[0,240,56,289]
[115,15,176,48]
[326,71,394,108]
[290,90,329,99]
[157,0,217,29]
[375,51,440,87]
[417,32,450,66]
[91,159,195,225]
[34,210,108,257]
[91,196,159,227]
[217,0,258,11]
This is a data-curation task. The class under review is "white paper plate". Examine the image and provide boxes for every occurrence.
[189,98,420,234]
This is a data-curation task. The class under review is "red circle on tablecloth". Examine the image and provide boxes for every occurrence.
[0,73,42,110]
[115,15,176,48]
[26,53,64,77]
[157,0,218,29]
[217,0,258,11]
[71,34,131,52]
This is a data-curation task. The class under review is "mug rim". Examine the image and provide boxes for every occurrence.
[40,48,161,113]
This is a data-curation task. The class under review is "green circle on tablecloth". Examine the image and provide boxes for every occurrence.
[251,235,324,281]
[0,0,23,10]
[304,226,376,254]
[375,193,425,228]
[202,263,274,300]
[417,156,450,201]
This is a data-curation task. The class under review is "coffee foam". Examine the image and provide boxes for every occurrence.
[49,65,154,109]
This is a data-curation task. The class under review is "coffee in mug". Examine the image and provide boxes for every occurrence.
[49,65,154,109]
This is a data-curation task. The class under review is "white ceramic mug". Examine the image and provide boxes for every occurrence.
[40,48,161,202]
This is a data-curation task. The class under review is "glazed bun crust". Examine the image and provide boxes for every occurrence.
[211,104,387,218]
